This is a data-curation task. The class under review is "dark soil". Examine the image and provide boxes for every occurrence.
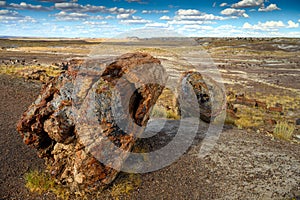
[0,74,54,199]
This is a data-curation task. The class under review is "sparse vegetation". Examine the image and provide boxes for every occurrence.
[24,170,70,199]
[224,114,237,126]
[0,64,62,78]
[150,105,180,120]
[234,106,265,129]
[110,173,142,199]
[273,121,295,140]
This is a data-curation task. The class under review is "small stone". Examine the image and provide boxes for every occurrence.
[74,173,84,184]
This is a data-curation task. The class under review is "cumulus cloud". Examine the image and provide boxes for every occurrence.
[105,15,114,19]
[0,9,36,23]
[119,15,151,24]
[0,9,20,17]
[221,8,249,18]
[0,1,6,6]
[258,4,280,12]
[176,9,201,16]
[243,20,285,31]
[145,22,169,28]
[54,11,104,21]
[220,3,228,7]
[54,2,136,14]
[160,15,171,20]
[116,13,131,19]
[165,9,227,26]
[8,2,51,11]
[83,21,107,25]
[174,9,226,21]
[182,24,214,30]
[232,0,264,8]
[142,10,169,14]
[38,0,73,3]
[54,11,89,20]
[287,20,299,28]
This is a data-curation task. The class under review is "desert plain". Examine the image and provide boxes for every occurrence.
[0,37,299,199]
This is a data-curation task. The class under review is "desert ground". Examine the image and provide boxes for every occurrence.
[0,37,299,199]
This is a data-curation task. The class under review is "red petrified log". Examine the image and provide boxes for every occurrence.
[17,52,166,191]
[179,71,226,122]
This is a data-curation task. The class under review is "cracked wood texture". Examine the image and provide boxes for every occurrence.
[17,52,166,191]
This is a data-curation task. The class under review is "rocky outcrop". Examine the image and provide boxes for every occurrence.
[17,52,166,191]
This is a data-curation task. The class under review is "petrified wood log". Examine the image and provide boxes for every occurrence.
[179,71,225,122]
[17,52,166,191]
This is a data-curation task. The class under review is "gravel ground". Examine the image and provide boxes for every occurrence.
[0,74,55,199]
[0,74,299,200]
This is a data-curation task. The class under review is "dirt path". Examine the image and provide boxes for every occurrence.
[0,74,299,199]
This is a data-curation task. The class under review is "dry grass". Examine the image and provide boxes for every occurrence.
[24,170,70,199]
[0,64,62,78]
[273,121,295,140]
[110,173,142,200]
[150,105,180,120]
[234,106,265,129]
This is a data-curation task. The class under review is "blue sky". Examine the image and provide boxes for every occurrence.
[0,0,299,37]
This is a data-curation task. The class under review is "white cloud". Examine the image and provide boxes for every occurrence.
[105,15,114,19]
[9,2,50,11]
[0,9,36,23]
[54,3,136,14]
[174,9,226,21]
[243,20,285,31]
[258,4,280,12]
[18,16,37,23]
[83,21,107,25]
[0,1,6,6]
[167,9,226,26]
[221,8,249,18]
[54,11,103,21]
[142,10,169,14]
[176,9,201,16]
[160,15,171,20]
[287,20,299,28]
[145,22,169,28]
[117,13,131,19]
[54,11,89,20]
[120,16,151,24]
[232,0,264,8]
[39,0,73,3]
[168,20,215,25]
[220,3,228,7]
[182,24,214,30]
[243,20,299,30]
[54,2,80,10]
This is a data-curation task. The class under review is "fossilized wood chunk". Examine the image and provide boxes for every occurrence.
[179,71,225,122]
[17,52,166,191]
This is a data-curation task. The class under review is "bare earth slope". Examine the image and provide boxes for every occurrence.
[0,74,299,199]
